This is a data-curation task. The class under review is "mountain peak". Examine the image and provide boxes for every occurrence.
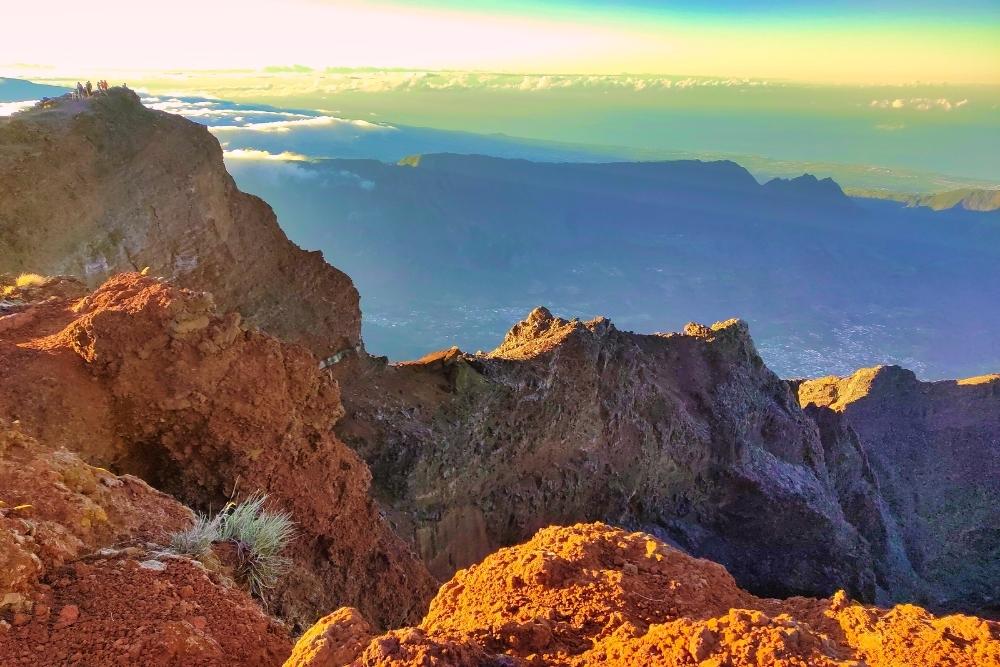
[763,172,852,206]
[0,89,362,358]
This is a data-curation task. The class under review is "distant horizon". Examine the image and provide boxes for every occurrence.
[4,73,998,188]
[3,0,999,84]
[8,65,1000,88]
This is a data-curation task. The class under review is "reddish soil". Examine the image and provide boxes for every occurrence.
[0,273,435,629]
[0,424,191,613]
[287,523,1000,666]
[0,553,292,666]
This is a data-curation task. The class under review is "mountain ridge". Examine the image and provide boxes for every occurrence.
[0,88,362,358]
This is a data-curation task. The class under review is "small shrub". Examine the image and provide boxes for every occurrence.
[168,513,220,558]
[2,273,49,298]
[218,493,296,599]
[14,273,47,288]
[165,493,295,601]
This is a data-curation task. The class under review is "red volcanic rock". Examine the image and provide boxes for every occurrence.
[0,273,435,629]
[294,523,1000,667]
[0,88,360,358]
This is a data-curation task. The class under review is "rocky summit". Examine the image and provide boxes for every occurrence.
[0,88,360,358]
[1,92,999,665]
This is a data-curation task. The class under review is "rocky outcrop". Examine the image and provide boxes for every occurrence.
[762,173,853,207]
[797,365,1000,615]
[0,425,292,666]
[0,425,192,615]
[337,308,899,604]
[0,273,435,630]
[289,523,1000,666]
[0,89,360,358]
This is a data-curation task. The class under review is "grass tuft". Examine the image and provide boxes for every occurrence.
[165,493,295,602]
[168,513,221,558]
[14,273,48,288]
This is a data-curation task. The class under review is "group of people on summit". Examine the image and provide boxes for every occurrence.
[73,80,110,98]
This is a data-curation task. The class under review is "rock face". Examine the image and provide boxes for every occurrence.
[0,273,435,629]
[0,89,360,358]
[337,308,902,604]
[288,523,1000,667]
[797,366,1000,615]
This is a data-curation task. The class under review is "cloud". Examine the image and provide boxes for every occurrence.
[209,115,394,134]
[222,148,311,161]
[0,100,37,116]
[129,71,772,98]
[869,97,968,111]
[337,169,376,191]
[143,96,313,122]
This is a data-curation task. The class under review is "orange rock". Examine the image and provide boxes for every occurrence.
[54,605,79,629]
[297,523,1000,667]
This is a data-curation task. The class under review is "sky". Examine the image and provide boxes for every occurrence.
[3,0,999,84]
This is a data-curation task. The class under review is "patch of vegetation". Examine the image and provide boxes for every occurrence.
[166,493,295,601]
[14,273,47,288]
[168,513,221,558]
[1,272,50,298]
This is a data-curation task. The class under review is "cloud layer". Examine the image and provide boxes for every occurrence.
[0,100,38,116]
[870,97,969,111]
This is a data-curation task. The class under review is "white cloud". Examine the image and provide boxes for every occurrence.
[869,97,968,111]
[222,148,310,161]
[143,96,312,121]
[209,115,394,134]
[131,71,772,98]
[337,169,376,191]
[0,100,37,116]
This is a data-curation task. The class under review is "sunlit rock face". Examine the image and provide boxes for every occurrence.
[287,523,1000,667]
[0,88,360,358]
[337,308,911,605]
[797,366,1000,615]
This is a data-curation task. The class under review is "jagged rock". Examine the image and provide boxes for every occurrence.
[0,273,435,629]
[0,89,360,358]
[337,309,891,604]
[797,365,1000,615]
[296,523,1000,666]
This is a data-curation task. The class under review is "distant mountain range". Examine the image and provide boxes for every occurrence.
[851,187,1000,212]
[0,77,68,102]
[229,152,1000,378]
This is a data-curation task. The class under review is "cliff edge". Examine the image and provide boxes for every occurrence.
[0,89,360,358]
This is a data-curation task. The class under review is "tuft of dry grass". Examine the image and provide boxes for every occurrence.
[14,273,48,288]
[165,493,295,603]
[2,273,50,298]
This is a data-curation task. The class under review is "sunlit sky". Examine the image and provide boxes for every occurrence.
[3,0,999,84]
